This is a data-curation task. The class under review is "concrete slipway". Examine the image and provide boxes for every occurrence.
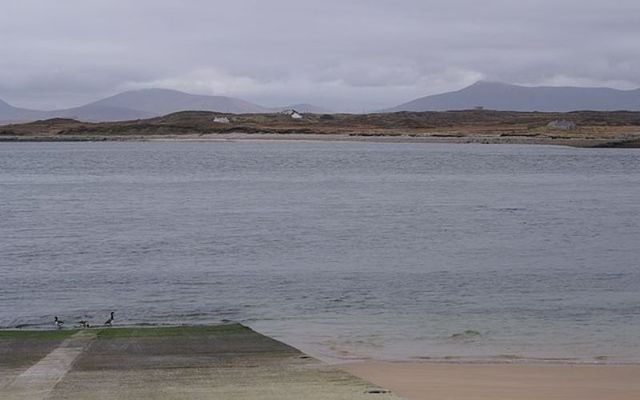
[0,324,402,400]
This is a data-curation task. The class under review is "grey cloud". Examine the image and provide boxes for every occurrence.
[1,0,639,111]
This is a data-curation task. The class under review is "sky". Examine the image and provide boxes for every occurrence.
[1,0,640,112]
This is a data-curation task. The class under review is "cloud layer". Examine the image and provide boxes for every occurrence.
[2,0,639,111]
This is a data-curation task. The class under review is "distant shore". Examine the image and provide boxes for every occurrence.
[2,109,640,147]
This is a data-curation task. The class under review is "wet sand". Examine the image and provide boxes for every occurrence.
[341,361,640,400]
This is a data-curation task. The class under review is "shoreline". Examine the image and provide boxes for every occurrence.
[6,326,640,367]
[240,326,640,367]
[327,355,640,367]
[10,323,640,367]
[2,131,640,147]
[3,109,640,147]
[4,325,639,399]
[304,347,640,368]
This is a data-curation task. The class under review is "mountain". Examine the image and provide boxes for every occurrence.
[385,81,640,112]
[0,89,276,124]
[0,98,11,112]
[87,88,269,115]
[44,104,153,122]
[0,98,44,123]
[1,89,333,124]
[0,100,153,124]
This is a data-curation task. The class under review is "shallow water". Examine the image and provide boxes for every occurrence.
[1,141,639,363]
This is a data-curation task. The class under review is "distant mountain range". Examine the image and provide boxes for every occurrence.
[0,89,331,124]
[384,81,640,112]
[3,81,640,124]
[0,98,44,122]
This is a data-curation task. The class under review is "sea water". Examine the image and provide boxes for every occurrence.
[1,141,639,363]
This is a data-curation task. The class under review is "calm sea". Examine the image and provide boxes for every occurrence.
[1,141,639,363]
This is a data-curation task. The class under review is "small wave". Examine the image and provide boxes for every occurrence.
[493,354,524,360]
[171,312,209,318]
[450,330,482,341]
[12,323,47,329]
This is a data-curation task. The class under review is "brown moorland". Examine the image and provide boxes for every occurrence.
[2,110,640,147]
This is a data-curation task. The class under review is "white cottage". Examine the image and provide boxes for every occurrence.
[213,116,230,124]
[281,109,303,120]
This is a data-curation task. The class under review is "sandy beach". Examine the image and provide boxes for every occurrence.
[341,361,640,400]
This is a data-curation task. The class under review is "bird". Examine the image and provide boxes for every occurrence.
[54,316,64,328]
[78,320,91,328]
[104,312,114,327]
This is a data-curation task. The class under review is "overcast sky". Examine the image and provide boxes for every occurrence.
[1,0,639,111]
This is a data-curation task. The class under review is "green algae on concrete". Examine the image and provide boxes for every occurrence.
[0,329,77,340]
[95,323,250,338]
[0,323,249,341]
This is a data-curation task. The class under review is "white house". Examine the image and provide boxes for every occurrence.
[213,116,230,124]
[281,109,303,120]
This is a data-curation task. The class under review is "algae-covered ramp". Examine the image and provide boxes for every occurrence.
[0,330,78,391]
[1,324,401,400]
